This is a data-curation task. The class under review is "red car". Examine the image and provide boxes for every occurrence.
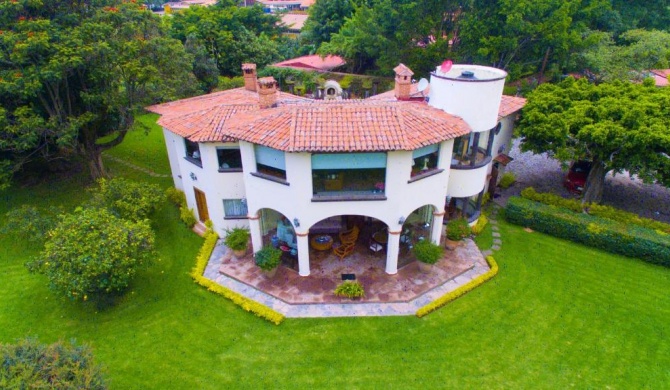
[564,161,592,194]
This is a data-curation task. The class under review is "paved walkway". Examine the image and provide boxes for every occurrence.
[203,236,494,318]
[102,153,170,178]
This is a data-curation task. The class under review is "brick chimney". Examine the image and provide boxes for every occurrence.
[257,77,278,109]
[394,63,414,100]
[242,63,257,92]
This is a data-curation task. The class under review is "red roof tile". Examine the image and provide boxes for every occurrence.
[393,64,414,77]
[271,55,346,72]
[498,95,526,118]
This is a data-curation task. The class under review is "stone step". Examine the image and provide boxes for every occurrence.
[192,222,207,237]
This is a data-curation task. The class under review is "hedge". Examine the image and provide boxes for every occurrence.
[416,256,499,318]
[190,230,285,325]
[520,187,670,234]
[506,197,670,266]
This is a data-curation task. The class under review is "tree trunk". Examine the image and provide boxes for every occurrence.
[538,46,551,84]
[86,146,107,180]
[582,160,607,204]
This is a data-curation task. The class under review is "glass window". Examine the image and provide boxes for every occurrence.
[411,144,439,177]
[223,199,248,219]
[311,153,387,199]
[255,145,286,180]
[217,148,242,171]
[185,140,201,166]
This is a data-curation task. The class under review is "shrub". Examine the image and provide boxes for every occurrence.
[446,218,471,241]
[520,187,670,233]
[412,240,444,264]
[180,206,197,228]
[224,227,250,251]
[334,281,365,299]
[417,256,498,317]
[505,197,670,266]
[190,231,285,325]
[0,338,106,389]
[88,178,165,222]
[26,208,155,302]
[218,76,244,91]
[254,246,282,271]
[1,205,61,241]
[471,214,489,235]
[166,187,186,207]
[499,172,516,189]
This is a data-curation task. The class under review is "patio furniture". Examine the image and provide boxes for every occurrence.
[333,226,359,260]
[369,239,384,255]
[311,235,334,251]
[372,229,388,247]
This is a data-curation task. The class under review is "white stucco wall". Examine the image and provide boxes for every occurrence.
[162,129,184,191]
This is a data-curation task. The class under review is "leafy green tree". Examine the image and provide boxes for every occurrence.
[1,204,61,241]
[518,77,670,203]
[579,29,670,82]
[0,0,197,188]
[0,338,106,389]
[26,208,155,302]
[169,3,281,76]
[302,0,354,47]
[610,0,670,32]
[186,35,220,93]
[88,177,165,222]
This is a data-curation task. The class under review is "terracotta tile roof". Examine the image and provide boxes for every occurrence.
[281,13,308,31]
[157,104,257,142]
[651,69,669,87]
[394,64,414,77]
[225,100,470,152]
[367,83,428,101]
[498,95,526,118]
[146,87,307,119]
[271,55,346,72]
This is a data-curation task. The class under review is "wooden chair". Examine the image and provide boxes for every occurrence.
[333,226,359,260]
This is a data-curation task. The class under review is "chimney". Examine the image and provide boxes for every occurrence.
[242,63,257,92]
[257,77,278,109]
[393,63,414,100]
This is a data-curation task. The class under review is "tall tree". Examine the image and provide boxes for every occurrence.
[0,0,197,188]
[518,77,670,203]
[302,0,354,48]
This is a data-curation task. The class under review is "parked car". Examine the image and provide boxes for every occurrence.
[564,160,592,194]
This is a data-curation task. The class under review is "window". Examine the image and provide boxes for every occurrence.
[223,199,248,219]
[446,190,484,223]
[217,147,242,172]
[451,127,495,169]
[312,153,387,200]
[411,144,440,177]
[254,145,287,181]
[185,140,201,167]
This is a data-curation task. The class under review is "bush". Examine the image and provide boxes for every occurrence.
[446,218,471,241]
[180,206,197,228]
[416,256,498,317]
[166,187,186,207]
[499,172,516,189]
[334,281,365,299]
[520,187,670,233]
[254,246,282,271]
[471,214,489,235]
[1,205,61,242]
[224,227,250,251]
[88,178,165,222]
[26,208,155,302]
[505,197,670,266]
[412,240,444,264]
[0,338,106,389]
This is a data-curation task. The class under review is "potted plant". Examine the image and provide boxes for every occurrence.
[445,218,471,250]
[254,246,282,278]
[413,240,444,273]
[334,281,365,300]
[224,227,250,258]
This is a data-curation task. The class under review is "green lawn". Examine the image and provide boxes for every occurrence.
[1,115,669,388]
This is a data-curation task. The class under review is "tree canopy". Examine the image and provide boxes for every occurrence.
[302,0,354,49]
[518,77,670,203]
[0,0,197,188]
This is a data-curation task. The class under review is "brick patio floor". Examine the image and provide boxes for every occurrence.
[203,238,491,318]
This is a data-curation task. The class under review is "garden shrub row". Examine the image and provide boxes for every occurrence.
[416,256,499,318]
[506,196,670,266]
[520,187,670,233]
[190,230,285,325]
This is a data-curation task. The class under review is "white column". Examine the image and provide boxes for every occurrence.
[296,233,310,276]
[248,214,262,254]
[431,210,445,245]
[385,230,401,275]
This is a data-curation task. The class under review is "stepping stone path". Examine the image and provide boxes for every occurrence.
[481,206,503,257]
[102,153,170,178]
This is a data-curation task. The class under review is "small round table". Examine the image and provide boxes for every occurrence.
[310,235,333,251]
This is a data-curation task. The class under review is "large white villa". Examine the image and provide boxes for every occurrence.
[148,62,525,277]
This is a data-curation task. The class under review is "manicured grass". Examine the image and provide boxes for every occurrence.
[1,115,669,388]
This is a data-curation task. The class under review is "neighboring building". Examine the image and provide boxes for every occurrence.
[650,69,670,87]
[280,13,309,34]
[271,54,346,72]
[147,62,525,277]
